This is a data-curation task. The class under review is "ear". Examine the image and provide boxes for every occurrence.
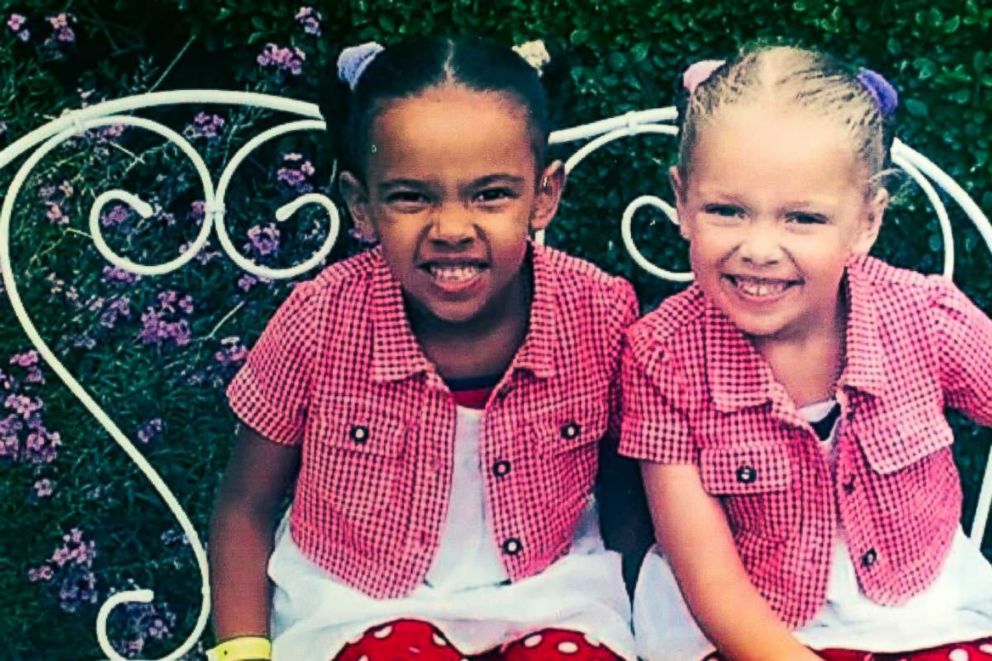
[853,187,888,254]
[339,171,376,241]
[669,165,691,241]
[529,160,566,233]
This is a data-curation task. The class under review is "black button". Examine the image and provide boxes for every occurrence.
[496,384,514,401]
[735,465,757,484]
[842,476,856,495]
[492,460,511,477]
[861,548,877,567]
[349,425,369,444]
[560,421,581,439]
[502,537,522,555]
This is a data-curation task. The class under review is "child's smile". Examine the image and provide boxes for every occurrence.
[343,84,560,330]
[674,105,886,343]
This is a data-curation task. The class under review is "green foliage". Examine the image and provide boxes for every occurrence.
[0,0,990,657]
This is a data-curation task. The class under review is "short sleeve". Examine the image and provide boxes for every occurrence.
[933,278,992,426]
[606,279,641,442]
[226,283,317,445]
[618,338,695,464]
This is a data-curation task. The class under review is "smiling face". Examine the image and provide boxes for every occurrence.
[341,84,562,330]
[675,104,887,344]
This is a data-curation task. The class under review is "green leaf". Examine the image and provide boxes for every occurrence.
[905,99,928,117]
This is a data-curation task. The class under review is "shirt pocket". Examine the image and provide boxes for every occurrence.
[699,442,793,540]
[528,402,610,510]
[305,403,409,520]
[857,418,955,476]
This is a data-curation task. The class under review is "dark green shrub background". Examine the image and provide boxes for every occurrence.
[1,0,990,657]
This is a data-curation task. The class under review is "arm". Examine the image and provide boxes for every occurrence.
[640,462,819,661]
[933,279,992,425]
[209,424,300,641]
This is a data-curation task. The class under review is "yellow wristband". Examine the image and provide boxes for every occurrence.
[206,636,272,661]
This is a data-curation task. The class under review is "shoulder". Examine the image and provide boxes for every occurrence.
[267,249,379,331]
[627,285,706,356]
[849,254,969,317]
[538,244,634,297]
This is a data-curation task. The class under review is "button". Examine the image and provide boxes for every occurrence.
[842,476,856,495]
[349,425,369,444]
[861,548,877,567]
[502,537,522,555]
[496,384,515,401]
[735,465,757,484]
[560,421,581,439]
[492,460,511,477]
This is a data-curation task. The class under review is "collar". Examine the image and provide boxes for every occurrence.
[369,242,558,383]
[836,254,890,398]
[704,255,890,416]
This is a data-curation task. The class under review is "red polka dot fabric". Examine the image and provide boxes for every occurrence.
[333,619,624,660]
[703,636,992,661]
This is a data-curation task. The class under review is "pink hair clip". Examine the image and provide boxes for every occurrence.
[682,59,725,95]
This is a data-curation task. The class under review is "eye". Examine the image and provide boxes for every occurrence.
[786,212,828,225]
[474,187,517,205]
[384,190,430,211]
[702,203,745,218]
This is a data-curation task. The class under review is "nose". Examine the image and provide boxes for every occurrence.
[737,219,783,266]
[429,202,475,245]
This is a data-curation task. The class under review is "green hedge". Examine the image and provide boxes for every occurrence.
[1,0,990,657]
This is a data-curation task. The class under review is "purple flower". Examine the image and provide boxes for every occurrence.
[5,394,42,418]
[33,478,55,498]
[138,311,192,348]
[276,152,316,192]
[295,6,322,35]
[245,223,280,257]
[189,200,205,221]
[99,296,131,329]
[47,13,74,43]
[136,418,165,445]
[7,13,25,31]
[100,204,132,227]
[257,43,306,76]
[102,265,141,285]
[28,564,53,582]
[107,580,178,654]
[184,112,226,140]
[23,428,61,464]
[0,434,18,460]
[214,337,248,367]
[10,351,39,368]
[45,202,67,225]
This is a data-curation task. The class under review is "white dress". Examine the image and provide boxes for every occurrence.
[632,401,992,661]
[269,406,636,660]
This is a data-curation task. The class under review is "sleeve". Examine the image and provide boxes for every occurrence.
[617,335,696,464]
[606,278,640,443]
[932,278,992,426]
[226,283,317,445]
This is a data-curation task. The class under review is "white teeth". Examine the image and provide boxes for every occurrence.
[429,264,482,282]
[733,277,789,297]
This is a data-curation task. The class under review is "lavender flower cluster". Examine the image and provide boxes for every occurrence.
[107,579,178,657]
[28,527,98,613]
[138,290,195,348]
[1,351,62,499]
[256,43,306,77]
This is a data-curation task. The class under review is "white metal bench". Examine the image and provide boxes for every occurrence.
[1,91,990,660]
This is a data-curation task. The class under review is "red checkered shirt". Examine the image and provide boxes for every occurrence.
[619,254,992,627]
[227,244,638,599]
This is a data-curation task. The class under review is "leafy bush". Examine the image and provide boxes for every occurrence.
[1,0,990,657]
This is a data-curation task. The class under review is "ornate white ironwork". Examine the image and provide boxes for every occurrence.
[0,90,990,660]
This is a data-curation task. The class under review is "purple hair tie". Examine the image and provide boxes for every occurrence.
[856,68,899,117]
[337,41,384,90]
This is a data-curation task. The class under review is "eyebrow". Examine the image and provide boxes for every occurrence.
[377,174,530,195]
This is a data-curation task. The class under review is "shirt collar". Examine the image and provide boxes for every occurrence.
[369,242,558,383]
[836,254,890,398]
[704,255,890,416]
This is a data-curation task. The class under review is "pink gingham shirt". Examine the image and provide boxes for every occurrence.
[228,244,638,599]
[620,255,992,627]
